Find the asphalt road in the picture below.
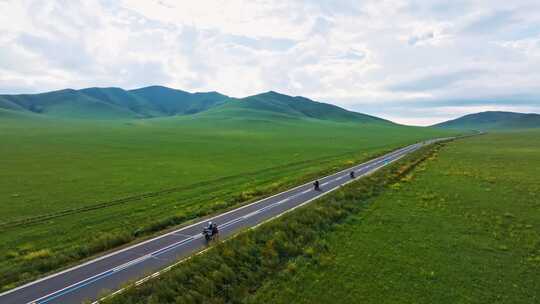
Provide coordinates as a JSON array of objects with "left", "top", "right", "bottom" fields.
[{"left": 0, "top": 138, "right": 450, "bottom": 304}]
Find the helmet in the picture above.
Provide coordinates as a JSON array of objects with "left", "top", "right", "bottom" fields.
[{"left": 208, "top": 221, "right": 213, "bottom": 226}]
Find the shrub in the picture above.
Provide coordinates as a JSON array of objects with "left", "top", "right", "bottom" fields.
[{"left": 22, "top": 249, "right": 52, "bottom": 261}]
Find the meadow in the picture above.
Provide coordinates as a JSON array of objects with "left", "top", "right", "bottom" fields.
[
  {"left": 0, "top": 112, "right": 450, "bottom": 290},
  {"left": 248, "top": 131, "right": 540, "bottom": 304},
  {"left": 103, "top": 133, "right": 440, "bottom": 304}
]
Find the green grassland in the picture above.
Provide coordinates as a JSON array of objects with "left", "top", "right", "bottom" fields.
[
  {"left": 248, "top": 131, "right": 540, "bottom": 304},
  {"left": 0, "top": 110, "right": 452, "bottom": 290},
  {"left": 103, "top": 135, "right": 439, "bottom": 304}
]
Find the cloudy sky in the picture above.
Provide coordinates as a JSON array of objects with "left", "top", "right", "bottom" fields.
[{"left": 1, "top": 0, "right": 540, "bottom": 125}]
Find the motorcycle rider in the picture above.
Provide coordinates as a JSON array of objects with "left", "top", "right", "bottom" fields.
[
  {"left": 314, "top": 180, "right": 320, "bottom": 191},
  {"left": 211, "top": 222, "right": 219, "bottom": 236},
  {"left": 350, "top": 171, "right": 355, "bottom": 179},
  {"left": 204, "top": 221, "right": 218, "bottom": 241}
]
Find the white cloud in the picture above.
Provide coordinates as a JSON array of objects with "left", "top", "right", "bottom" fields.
[{"left": 0, "top": 0, "right": 539, "bottom": 125}]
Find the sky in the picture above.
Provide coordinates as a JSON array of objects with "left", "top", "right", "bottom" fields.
[{"left": 1, "top": 0, "right": 540, "bottom": 125}]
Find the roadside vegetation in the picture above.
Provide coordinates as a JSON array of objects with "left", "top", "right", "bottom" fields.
[
  {"left": 102, "top": 136, "right": 443, "bottom": 304},
  {"left": 248, "top": 130, "right": 540, "bottom": 304},
  {"left": 0, "top": 114, "right": 452, "bottom": 291}
]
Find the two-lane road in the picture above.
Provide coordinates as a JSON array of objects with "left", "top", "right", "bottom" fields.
[{"left": 0, "top": 138, "right": 450, "bottom": 304}]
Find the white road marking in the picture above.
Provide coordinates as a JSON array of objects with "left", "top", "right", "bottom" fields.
[{"left": 171, "top": 233, "right": 193, "bottom": 238}]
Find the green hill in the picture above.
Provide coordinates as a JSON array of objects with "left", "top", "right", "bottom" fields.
[
  {"left": 128, "top": 86, "right": 228, "bottom": 115},
  {"left": 0, "top": 108, "right": 44, "bottom": 120},
  {"left": 79, "top": 87, "right": 161, "bottom": 117},
  {"left": 0, "top": 89, "right": 137, "bottom": 119},
  {"left": 0, "top": 86, "right": 229, "bottom": 119},
  {"left": 0, "top": 87, "right": 392, "bottom": 124},
  {"left": 434, "top": 111, "right": 540, "bottom": 130},
  {"left": 198, "top": 91, "right": 392, "bottom": 124},
  {"left": 0, "top": 96, "right": 26, "bottom": 111}
]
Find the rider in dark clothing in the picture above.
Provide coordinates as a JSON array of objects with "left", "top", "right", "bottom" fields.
[
  {"left": 204, "top": 222, "right": 219, "bottom": 241},
  {"left": 211, "top": 223, "right": 219, "bottom": 235},
  {"left": 314, "top": 180, "right": 320, "bottom": 191},
  {"left": 350, "top": 171, "right": 355, "bottom": 179}
]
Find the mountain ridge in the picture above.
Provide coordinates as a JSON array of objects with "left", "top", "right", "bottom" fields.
[
  {"left": 202, "top": 90, "right": 392, "bottom": 124},
  {"left": 0, "top": 86, "right": 229, "bottom": 119},
  {"left": 433, "top": 111, "right": 540, "bottom": 130},
  {"left": 0, "top": 86, "right": 390, "bottom": 124}
]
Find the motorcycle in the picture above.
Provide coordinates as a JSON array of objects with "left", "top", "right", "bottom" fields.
[
  {"left": 313, "top": 180, "right": 321, "bottom": 191},
  {"left": 203, "top": 225, "right": 219, "bottom": 242}
]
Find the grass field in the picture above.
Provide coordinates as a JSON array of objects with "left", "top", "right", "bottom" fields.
[
  {"left": 102, "top": 135, "right": 439, "bottom": 304},
  {"left": 0, "top": 113, "right": 451, "bottom": 290},
  {"left": 247, "top": 131, "right": 540, "bottom": 303}
]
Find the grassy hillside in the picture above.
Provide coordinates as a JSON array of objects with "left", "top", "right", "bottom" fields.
[
  {"left": 0, "top": 87, "right": 393, "bottom": 124},
  {"left": 0, "top": 108, "right": 42, "bottom": 120},
  {"left": 78, "top": 87, "right": 161, "bottom": 117},
  {"left": 202, "top": 91, "right": 390, "bottom": 123},
  {"left": 0, "top": 89, "right": 138, "bottom": 119},
  {"left": 0, "top": 86, "right": 229, "bottom": 119},
  {"left": 0, "top": 113, "right": 453, "bottom": 290},
  {"left": 129, "top": 86, "right": 228, "bottom": 115},
  {"left": 435, "top": 111, "right": 540, "bottom": 130},
  {"left": 248, "top": 131, "right": 540, "bottom": 304},
  {"left": 0, "top": 97, "right": 26, "bottom": 111}
]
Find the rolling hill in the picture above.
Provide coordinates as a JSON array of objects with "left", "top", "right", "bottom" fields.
[
  {"left": 0, "top": 87, "right": 392, "bottom": 124},
  {"left": 129, "top": 86, "right": 228, "bottom": 116},
  {"left": 196, "top": 91, "right": 392, "bottom": 124},
  {"left": 0, "top": 86, "right": 229, "bottom": 119},
  {"left": 434, "top": 111, "right": 540, "bottom": 130}
]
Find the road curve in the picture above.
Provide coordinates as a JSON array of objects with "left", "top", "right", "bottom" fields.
[{"left": 0, "top": 138, "right": 450, "bottom": 304}]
